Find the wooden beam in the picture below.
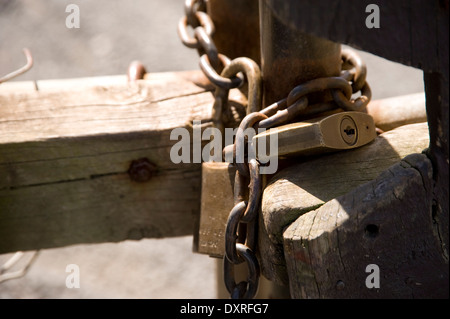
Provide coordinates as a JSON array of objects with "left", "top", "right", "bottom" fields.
[
  {"left": 0, "top": 71, "right": 220, "bottom": 253},
  {"left": 365, "top": 92, "right": 426, "bottom": 132},
  {"left": 259, "top": 122, "right": 430, "bottom": 284},
  {"left": 264, "top": 0, "right": 447, "bottom": 72}
]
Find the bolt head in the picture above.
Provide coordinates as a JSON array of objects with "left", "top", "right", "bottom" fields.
[{"left": 128, "top": 158, "right": 156, "bottom": 183}]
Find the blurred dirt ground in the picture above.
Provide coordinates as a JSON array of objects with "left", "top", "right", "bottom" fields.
[{"left": 0, "top": 0, "right": 424, "bottom": 299}]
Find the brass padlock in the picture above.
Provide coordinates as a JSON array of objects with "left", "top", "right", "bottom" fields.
[
  {"left": 253, "top": 111, "right": 377, "bottom": 161},
  {"left": 196, "top": 162, "right": 236, "bottom": 258}
]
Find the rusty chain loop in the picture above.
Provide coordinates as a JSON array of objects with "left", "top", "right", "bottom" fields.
[
  {"left": 212, "top": 55, "right": 371, "bottom": 133},
  {"left": 178, "top": 0, "right": 248, "bottom": 136},
  {"left": 194, "top": 27, "right": 220, "bottom": 71},
  {"left": 184, "top": 0, "right": 207, "bottom": 28},
  {"left": 225, "top": 201, "right": 247, "bottom": 264},
  {"left": 224, "top": 243, "right": 260, "bottom": 299},
  {"left": 199, "top": 54, "right": 244, "bottom": 89},
  {"left": 216, "top": 57, "right": 262, "bottom": 115},
  {"left": 257, "top": 73, "right": 371, "bottom": 129},
  {"left": 341, "top": 48, "right": 367, "bottom": 92},
  {"left": 223, "top": 158, "right": 261, "bottom": 299},
  {"left": 178, "top": 11, "right": 215, "bottom": 49},
  {"left": 210, "top": 57, "right": 263, "bottom": 141},
  {"left": 242, "top": 159, "right": 262, "bottom": 223},
  {"left": 234, "top": 112, "right": 267, "bottom": 177},
  {"left": 178, "top": 0, "right": 372, "bottom": 299},
  {"left": 178, "top": 0, "right": 243, "bottom": 91}
]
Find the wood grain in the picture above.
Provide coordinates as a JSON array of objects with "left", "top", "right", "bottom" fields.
[
  {"left": 284, "top": 154, "right": 448, "bottom": 298},
  {"left": 0, "top": 71, "right": 216, "bottom": 253},
  {"left": 259, "top": 122, "right": 430, "bottom": 284}
]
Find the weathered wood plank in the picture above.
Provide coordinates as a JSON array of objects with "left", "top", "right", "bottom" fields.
[
  {"left": 0, "top": 70, "right": 218, "bottom": 253},
  {"left": 0, "top": 72, "right": 210, "bottom": 145},
  {"left": 283, "top": 153, "right": 448, "bottom": 298},
  {"left": 259, "top": 122, "right": 430, "bottom": 284},
  {"left": 0, "top": 89, "right": 210, "bottom": 189},
  {"left": 1, "top": 170, "right": 201, "bottom": 251},
  {"left": 0, "top": 80, "right": 37, "bottom": 93},
  {"left": 265, "top": 0, "right": 447, "bottom": 72}
]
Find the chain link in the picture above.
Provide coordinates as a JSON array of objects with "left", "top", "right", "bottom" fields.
[
  {"left": 199, "top": 54, "right": 243, "bottom": 89},
  {"left": 178, "top": 11, "right": 214, "bottom": 49},
  {"left": 184, "top": 0, "right": 207, "bottom": 28},
  {"left": 178, "top": 0, "right": 262, "bottom": 282},
  {"left": 178, "top": 0, "right": 372, "bottom": 299},
  {"left": 223, "top": 243, "right": 260, "bottom": 299},
  {"left": 234, "top": 112, "right": 267, "bottom": 177}
]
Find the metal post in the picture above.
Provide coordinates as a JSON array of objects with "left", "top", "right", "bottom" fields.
[
  {"left": 259, "top": 0, "right": 342, "bottom": 105},
  {"left": 207, "top": 0, "right": 261, "bottom": 65}
]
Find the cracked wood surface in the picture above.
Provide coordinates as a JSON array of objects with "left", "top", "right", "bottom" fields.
[
  {"left": 259, "top": 122, "right": 430, "bottom": 284},
  {"left": 0, "top": 71, "right": 220, "bottom": 253},
  {"left": 284, "top": 153, "right": 448, "bottom": 298}
]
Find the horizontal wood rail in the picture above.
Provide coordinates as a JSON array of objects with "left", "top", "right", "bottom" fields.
[{"left": 0, "top": 71, "right": 222, "bottom": 253}]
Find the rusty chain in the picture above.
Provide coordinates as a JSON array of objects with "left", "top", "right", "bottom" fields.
[
  {"left": 178, "top": 0, "right": 243, "bottom": 87},
  {"left": 178, "top": 0, "right": 372, "bottom": 299},
  {"left": 177, "top": 0, "right": 249, "bottom": 133},
  {"left": 223, "top": 159, "right": 261, "bottom": 299}
]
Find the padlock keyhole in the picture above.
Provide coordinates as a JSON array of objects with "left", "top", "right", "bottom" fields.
[
  {"left": 340, "top": 117, "right": 358, "bottom": 145},
  {"left": 344, "top": 126, "right": 355, "bottom": 136}
]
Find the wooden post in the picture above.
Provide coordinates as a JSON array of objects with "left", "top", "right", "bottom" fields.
[
  {"left": 259, "top": 122, "right": 430, "bottom": 285},
  {"left": 283, "top": 153, "right": 448, "bottom": 298}
]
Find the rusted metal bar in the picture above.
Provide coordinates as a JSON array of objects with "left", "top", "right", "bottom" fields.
[{"left": 258, "top": 0, "right": 341, "bottom": 105}]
